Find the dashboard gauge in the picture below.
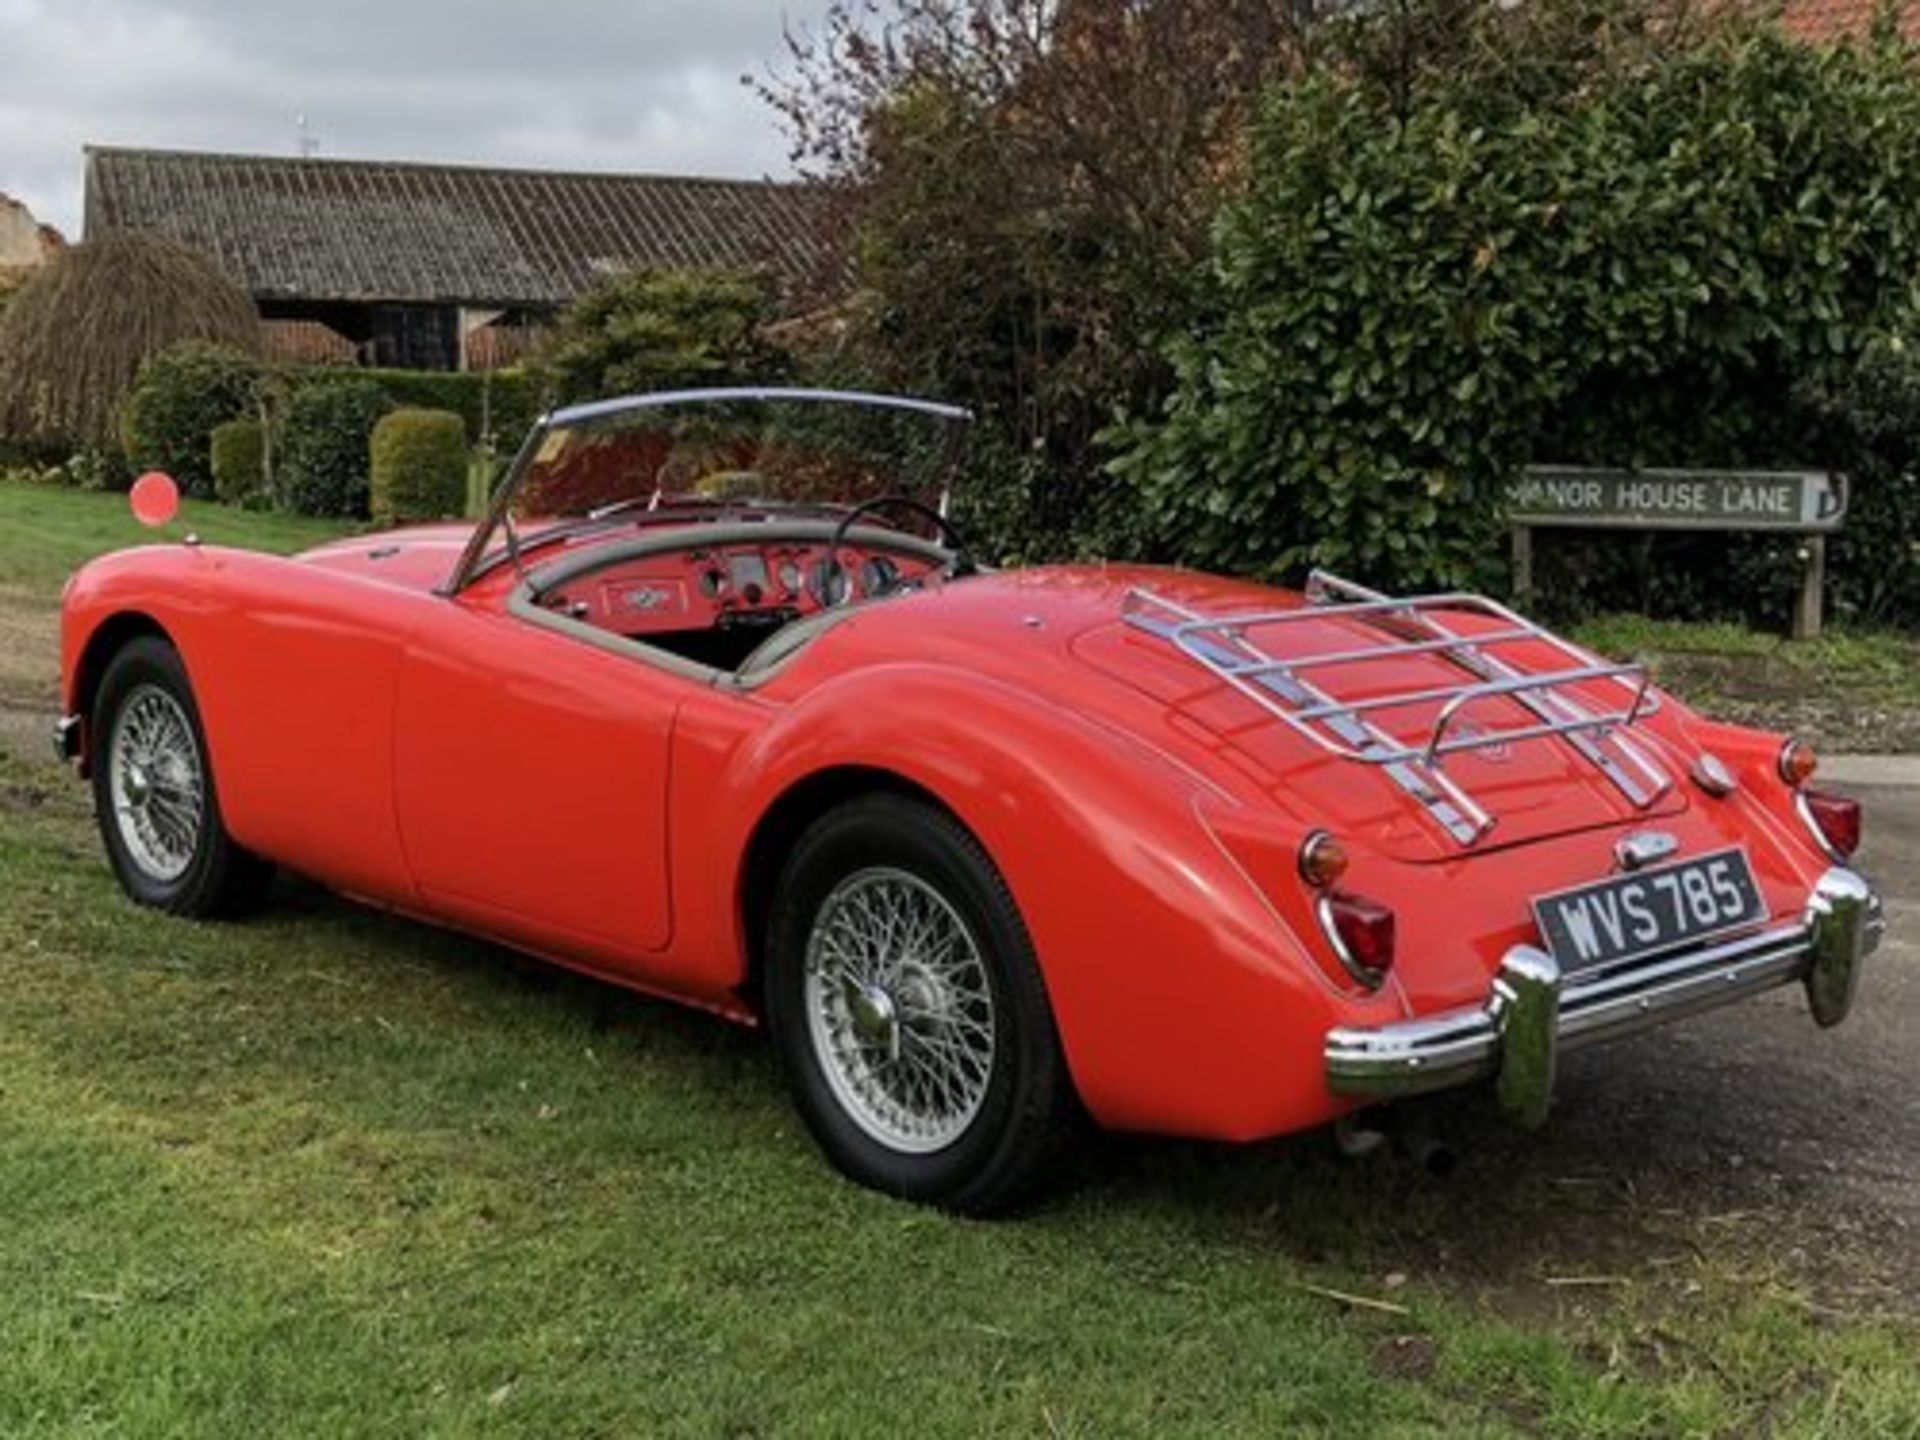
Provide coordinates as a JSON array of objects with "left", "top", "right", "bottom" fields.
[
  {"left": 860, "top": 555, "right": 901, "bottom": 597},
  {"left": 778, "top": 558, "right": 803, "bottom": 595},
  {"left": 728, "top": 552, "right": 770, "bottom": 593},
  {"left": 810, "top": 557, "right": 850, "bottom": 607}
]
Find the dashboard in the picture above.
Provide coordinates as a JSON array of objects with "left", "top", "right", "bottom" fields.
[{"left": 535, "top": 541, "right": 941, "bottom": 639}]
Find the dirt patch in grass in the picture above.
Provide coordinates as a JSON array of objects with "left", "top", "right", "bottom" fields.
[
  {"left": 0, "top": 584, "right": 57, "bottom": 712},
  {"left": 1372, "top": 1332, "right": 1440, "bottom": 1383}
]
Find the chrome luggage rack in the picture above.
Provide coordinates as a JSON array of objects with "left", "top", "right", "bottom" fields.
[{"left": 1123, "top": 570, "right": 1673, "bottom": 846}]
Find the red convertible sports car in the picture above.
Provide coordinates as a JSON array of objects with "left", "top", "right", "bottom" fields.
[{"left": 57, "top": 388, "right": 1886, "bottom": 1212}]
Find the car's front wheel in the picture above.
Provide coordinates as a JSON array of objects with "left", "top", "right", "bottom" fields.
[
  {"left": 90, "top": 635, "right": 273, "bottom": 917},
  {"left": 765, "top": 793, "right": 1076, "bottom": 1214}
]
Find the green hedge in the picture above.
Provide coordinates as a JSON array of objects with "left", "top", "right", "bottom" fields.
[
  {"left": 1114, "top": 20, "right": 1920, "bottom": 604},
  {"left": 346, "top": 368, "right": 543, "bottom": 449},
  {"left": 119, "top": 343, "right": 264, "bottom": 498},
  {"left": 277, "top": 378, "right": 394, "bottom": 519},
  {"left": 370, "top": 408, "right": 469, "bottom": 525},
  {"left": 210, "top": 419, "right": 266, "bottom": 506}
]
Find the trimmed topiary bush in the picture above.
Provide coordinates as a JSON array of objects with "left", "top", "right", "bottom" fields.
[
  {"left": 121, "top": 342, "right": 265, "bottom": 497},
  {"left": 210, "top": 418, "right": 267, "bottom": 507},
  {"left": 277, "top": 377, "right": 393, "bottom": 518},
  {"left": 370, "top": 408, "right": 469, "bottom": 525}
]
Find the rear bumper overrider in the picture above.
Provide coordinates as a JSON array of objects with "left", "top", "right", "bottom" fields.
[
  {"left": 53, "top": 713, "right": 82, "bottom": 765},
  {"left": 1324, "top": 868, "right": 1885, "bottom": 1127}
]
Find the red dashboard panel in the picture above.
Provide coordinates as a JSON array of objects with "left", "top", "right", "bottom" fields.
[{"left": 543, "top": 542, "right": 936, "bottom": 636}]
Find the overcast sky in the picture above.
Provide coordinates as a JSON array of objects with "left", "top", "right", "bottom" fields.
[{"left": 0, "top": 0, "right": 836, "bottom": 239}]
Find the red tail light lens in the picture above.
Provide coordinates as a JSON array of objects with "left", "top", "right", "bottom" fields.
[
  {"left": 1800, "top": 788, "right": 1861, "bottom": 859},
  {"left": 1320, "top": 891, "right": 1396, "bottom": 988}
]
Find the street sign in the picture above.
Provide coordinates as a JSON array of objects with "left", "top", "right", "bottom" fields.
[
  {"left": 1510, "top": 467, "right": 1847, "bottom": 532},
  {"left": 1508, "top": 466, "right": 1849, "bottom": 638}
]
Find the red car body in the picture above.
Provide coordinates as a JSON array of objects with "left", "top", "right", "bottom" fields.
[{"left": 54, "top": 390, "right": 1885, "bottom": 1205}]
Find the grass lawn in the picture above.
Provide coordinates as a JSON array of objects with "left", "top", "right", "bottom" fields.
[
  {"left": 0, "top": 476, "right": 352, "bottom": 597},
  {"left": 5, "top": 753, "right": 1917, "bottom": 1437},
  {"left": 0, "top": 478, "right": 1916, "bottom": 1435},
  {"left": 1569, "top": 615, "right": 1920, "bottom": 754}
]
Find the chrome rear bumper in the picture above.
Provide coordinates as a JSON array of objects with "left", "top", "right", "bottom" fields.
[{"left": 1325, "top": 868, "right": 1884, "bottom": 1127}]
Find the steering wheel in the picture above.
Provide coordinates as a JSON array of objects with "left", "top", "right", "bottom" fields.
[{"left": 826, "top": 495, "right": 977, "bottom": 604}]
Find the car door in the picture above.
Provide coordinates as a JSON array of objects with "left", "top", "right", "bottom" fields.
[{"left": 392, "top": 591, "right": 680, "bottom": 960}]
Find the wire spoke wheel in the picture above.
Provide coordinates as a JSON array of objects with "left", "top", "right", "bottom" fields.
[
  {"left": 107, "top": 683, "right": 204, "bottom": 882},
  {"left": 803, "top": 866, "right": 997, "bottom": 1154}
]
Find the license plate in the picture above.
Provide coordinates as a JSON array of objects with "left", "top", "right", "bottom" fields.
[{"left": 1530, "top": 847, "right": 1765, "bottom": 972}]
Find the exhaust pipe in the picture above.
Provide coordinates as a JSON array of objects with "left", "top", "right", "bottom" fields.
[
  {"left": 1400, "top": 1127, "right": 1459, "bottom": 1178},
  {"left": 1333, "top": 1108, "right": 1459, "bottom": 1176}
]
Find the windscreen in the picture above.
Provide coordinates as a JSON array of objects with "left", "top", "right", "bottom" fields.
[
  {"left": 446, "top": 391, "right": 972, "bottom": 589},
  {"left": 509, "top": 392, "right": 965, "bottom": 523}
]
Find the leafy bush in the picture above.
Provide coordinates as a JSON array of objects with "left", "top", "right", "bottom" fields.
[
  {"left": 537, "top": 268, "right": 790, "bottom": 406},
  {"left": 351, "top": 367, "right": 544, "bottom": 450},
  {"left": 119, "top": 342, "right": 264, "bottom": 498},
  {"left": 62, "top": 449, "right": 129, "bottom": 492},
  {"left": 369, "top": 408, "right": 469, "bottom": 525},
  {"left": 277, "top": 378, "right": 392, "bottom": 518},
  {"left": 763, "top": 2, "right": 1300, "bottom": 562},
  {"left": 1801, "top": 339, "right": 1920, "bottom": 626},
  {"left": 210, "top": 418, "right": 267, "bottom": 507},
  {"left": 1113, "top": 15, "right": 1920, "bottom": 593}
]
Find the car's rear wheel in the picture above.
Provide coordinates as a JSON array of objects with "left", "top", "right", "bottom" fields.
[
  {"left": 90, "top": 636, "right": 273, "bottom": 916},
  {"left": 765, "top": 793, "right": 1076, "bottom": 1213}
]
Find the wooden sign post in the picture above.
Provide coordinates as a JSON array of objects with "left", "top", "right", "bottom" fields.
[{"left": 1509, "top": 467, "right": 1849, "bottom": 639}]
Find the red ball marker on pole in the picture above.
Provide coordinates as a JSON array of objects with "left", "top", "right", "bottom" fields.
[{"left": 129, "top": 472, "right": 181, "bottom": 529}]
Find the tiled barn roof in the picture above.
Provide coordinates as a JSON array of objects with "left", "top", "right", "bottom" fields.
[{"left": 83, "top": 146, "right": 827, "bottom": 309}]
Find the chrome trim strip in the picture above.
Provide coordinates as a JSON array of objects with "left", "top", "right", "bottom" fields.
[
  {"left": 1794, "top": 789, "right": 1850, "bottom": 864},
  {"left": 1325, "top": 869, "right": 1881, "bottom": 1118},
  {"left": 1314, "top": 894, "right": 1387, "bottom": 991},
  {"left": 548, "top": 386, "right": 974, "bottom": 430}
]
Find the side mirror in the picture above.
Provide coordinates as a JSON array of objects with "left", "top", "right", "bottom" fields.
[{"left": 130, "top": 472, "right": 181, "bottom": 529}]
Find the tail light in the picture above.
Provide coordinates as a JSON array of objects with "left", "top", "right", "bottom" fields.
[
  {"left": 1318, "top": 891, "right": 1396, "bottom": 989},
  {"left": 1798, "top": 788, "right": 1861, "bottom": 860},
  {"left": 1778, "top": 738, "right": 1819, "bottom": 787},
  {"left": 1297, "top": 830, "right": 1350, "bottom": 888}
]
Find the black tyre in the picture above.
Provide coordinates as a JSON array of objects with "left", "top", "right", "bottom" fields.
[
  {"left": 764, "top": 792, "right": 1077, "bottom": 1213},
  {"left": 89, "top": 636, "right": 273, "bottom": 917}
]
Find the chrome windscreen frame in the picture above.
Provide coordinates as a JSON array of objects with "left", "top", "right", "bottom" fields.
[{"left": 439, "top": 387, "right": 975, "bottom": 597}]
